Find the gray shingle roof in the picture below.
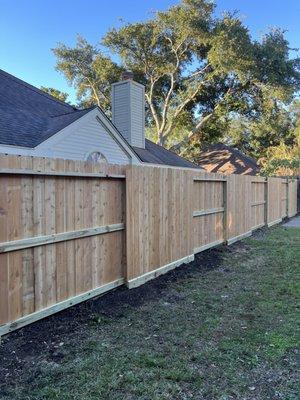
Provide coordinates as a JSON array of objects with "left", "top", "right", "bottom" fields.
[
  {"left": 0, "top": 68, "right": 92, "bottom": 147},
  {"left": 133, "top": 139, "right": 200, "bottom": 169}
]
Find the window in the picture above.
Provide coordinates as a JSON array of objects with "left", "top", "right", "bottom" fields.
[{"left": 86, "top": 151, "right": 108, "bottom": 164}]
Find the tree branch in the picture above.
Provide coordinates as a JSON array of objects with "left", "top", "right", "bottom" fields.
[
  {"left": 145, "top": 77, "right": 161, "bottom": 134},
  {"left": 168, "top": 86, "right": 235, "bottom": 152},
  {"left": 162, "top": 80, "right": 208, "bottom": 140}
]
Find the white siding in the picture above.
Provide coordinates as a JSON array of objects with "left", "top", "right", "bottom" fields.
[
  {"left": 112, "top": 80, "right": 145, "bottom": 148},
  {"left": 0, "top": 145, "right": 33, "bottom": 156},
  {"left": 0, "top": 108, "right": 141, "bottom": 165},
  {"left": 49, "top": 120, "right": 130, "bottom": 164},
  {"left": 36, "top": 111, "right": 131, "bottom": 164},
  {"left": 130, "top": 82, "right": 145, "bottom": 148},
  {"left": 112, "top": 82, "right": 130, "bottom": 143}
]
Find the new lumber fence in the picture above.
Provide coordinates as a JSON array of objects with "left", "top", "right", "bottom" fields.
[{"left": 0, "top": 154, "right": 298, "bottom": 337}]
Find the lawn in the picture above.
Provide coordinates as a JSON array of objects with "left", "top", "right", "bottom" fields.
[{"left": 0, "top": 226, "right": 299, "bottom": 400}]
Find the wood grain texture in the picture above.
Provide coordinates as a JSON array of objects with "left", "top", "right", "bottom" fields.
[
  {"left": 126, "top": 165, "right": 193, "bottom": 282},
  {"left": 287, "top": 179, "right": 298, "bottom": 217},
  {"left": 267, "top": 177, "right": 282, "bottom": 225},
  {"left": 251, "top": 177, "right": 267, "bottom": 230},
  {"left": 227, "top": 174, "right": 252, "bottom": 242},
  {"left": 193, "top": 171, "right": 226, "bottom": 252},
  {"left": 0, "top": 153, "right": 297, "bottom": 335},
  {"left": 0, "top": 154, "right": 126, "bottom": 328}
]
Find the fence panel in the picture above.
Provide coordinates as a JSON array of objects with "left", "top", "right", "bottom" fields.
[
  {"left": 126, "top": 165, "right": 194, "bottom": 288},
  {"left": 251, "top": 177, "right": 267, "bottom": 230},
  {"left": 227, "top": 174, "right": 252, "bottom": 244},
  {"left": 288, "top": 179, "right": 298, "bottom": 217},
  {"left": 267, "top": 177, "right": 283, "bottom": 226},
  {"left": 193, "top": 172, "right": 226, "bottom": 252},
  {"left": 281, "top": 180, "right": 289, "bottom": 219},
  {"left": 0, "top": 154, "right": 126, "bottom": 334}
]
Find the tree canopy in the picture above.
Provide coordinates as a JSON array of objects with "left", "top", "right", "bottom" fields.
[
  {"left": 53, "top": 37, "right": 123, "bottom": 112},
  {"left": 259, "top": 99, "right": 300, "bottom": 176},
  {"left": 40, "top": 86, "right": 69, "bottom": 102},
  {"left": 52, "top": 0, "right": 300, "bottom": 159}
]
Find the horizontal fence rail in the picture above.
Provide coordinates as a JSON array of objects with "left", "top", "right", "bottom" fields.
[
  {"left": 0, "top": 153, "right": 298, "bottom": 338},
  {"left": 0, "top": 223, "right": 125, "bottom": 253},
  {"left": 193, "top": 207, "right": 225, "bottom": 217}
]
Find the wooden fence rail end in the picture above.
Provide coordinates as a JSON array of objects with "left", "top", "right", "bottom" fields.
[
  {"left": 193, "top": 207, "right": 224, "bottom": 217},
  {"left": 194, "top": 239, "right": 225, "bottom": 254},
  {"left": 251, "top": 201, "right": 266, "bottom": 207},
  {"left": 227, "top": 231, "right": 252, "bottom": 245},
  {"left": 267, "top": 218, "right": 282, "bottom": 228},
  {"left": 126, "top": 254, "right": 194, "bottom": 289},
  {"left": 251, "top": 223, "right": 266, "bottom": 231},
  {"left": 193, "top": 177, "right": 227, "bottom": 182}
]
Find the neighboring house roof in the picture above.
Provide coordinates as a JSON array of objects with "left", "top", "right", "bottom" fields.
[
  {"left": 0, "top": 68, "right": 200, "bottom": 169},
  {"left": 133, "top": 139, "right": 199, "bottom": 169},
  {"left": 196, "top": 143, "right": 260, "bottom": 175}
]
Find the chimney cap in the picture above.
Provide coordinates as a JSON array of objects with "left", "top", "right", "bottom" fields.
[{"left": 121, "top": 70, "right": 134, "bottom": 81}]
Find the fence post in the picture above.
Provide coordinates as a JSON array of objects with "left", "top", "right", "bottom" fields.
[
  {"left": 223, "top": 177, "right": 228, "bottom": 243},
  {"left": 298, "top": 177, "right": 300, "bottom": 213},
  {"left": 264, "top": 177, "right": 268, "bottom": 226},
  {"left": 286, "top": 178, "right": 289, "bottom": 218}
]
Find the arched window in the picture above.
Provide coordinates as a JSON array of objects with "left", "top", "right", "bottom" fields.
[{"left": 86, "top": 151, "right": 108, "bottom": 164}]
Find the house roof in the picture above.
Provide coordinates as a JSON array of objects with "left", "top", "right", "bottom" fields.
[
  {"left": 0, "top": 68, "right": 200, "bottom": 169},
  {"left": 0, "top": 68, "right": 94, "bottom": 147},
  {"left": 195, "top": 143, "right": 260, "bottom": 175},
  {"left": 133, "top": 139, "right": 199, "bottom": 169}
]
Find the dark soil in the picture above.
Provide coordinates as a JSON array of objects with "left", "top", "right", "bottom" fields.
[
  {"left": 1, "top": 226, "right": 299, "bottom": 400},
  {"left": 0, "top": 245, "right": 225, "bottom": 390}
]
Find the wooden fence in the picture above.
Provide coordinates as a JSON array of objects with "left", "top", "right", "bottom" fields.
[{"left": 0, "top": 154, "right": 298, "bottom": 337}]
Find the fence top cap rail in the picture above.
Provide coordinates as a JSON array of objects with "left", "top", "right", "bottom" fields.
[
  {"left": 251, "top": 177, "right": 268, "bottom": 182},
  {"left": 0, "top": 168, "right": 125, "bottom": 179},
  {"left": 135, "top": 162, "right": 203, "bottom": 173},
  {"left": 193, "top": 177, "right": 227, "bottom": 182},
  {"left": 0, "top": 152, "right": 126, "bottom": 166}
]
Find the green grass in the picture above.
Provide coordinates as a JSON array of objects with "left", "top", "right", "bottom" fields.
[{"left": 2, "top": 226, "right": 300, "bottom": 400}]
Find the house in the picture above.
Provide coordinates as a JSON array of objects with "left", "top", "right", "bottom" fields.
[
  {"left": 0, "top": 68, "right": 199, "bottom": 169},
  {"left": 195, "top": 143, "right": 260, "bottom": 175}
]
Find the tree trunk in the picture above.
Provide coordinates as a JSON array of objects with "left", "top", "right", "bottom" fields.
[{"left": 156, "top": 132, "right": 164, "bottom": 146}]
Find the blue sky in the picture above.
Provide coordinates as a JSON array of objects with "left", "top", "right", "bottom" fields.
[{"left": 1, "top": 0, "right": 299, "bottom": 103}]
